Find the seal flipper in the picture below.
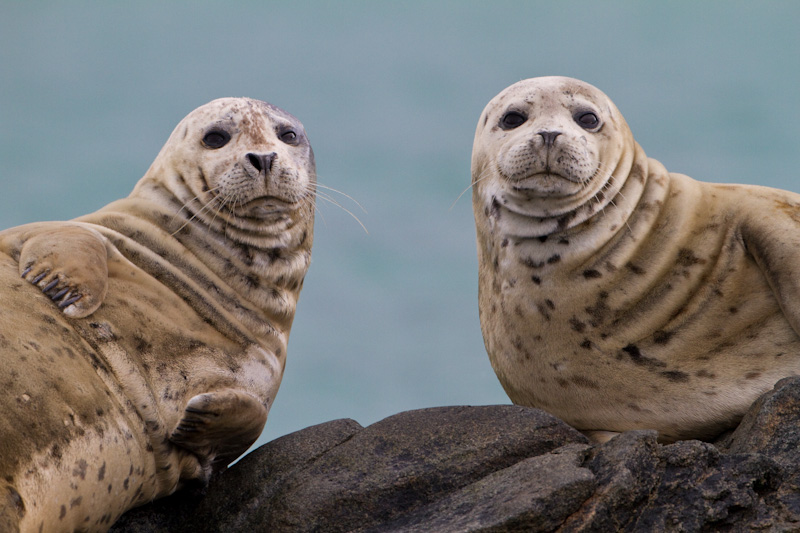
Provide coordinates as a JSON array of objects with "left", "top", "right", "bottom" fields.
[
  {"left": 170, "top": 389, "right": 268, "bottom": 473},
  {"left": 13, "top": 224, "right": 110, "bottom": 318}
]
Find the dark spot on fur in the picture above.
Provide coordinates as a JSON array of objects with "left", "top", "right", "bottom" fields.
[
  {"left": 696, "top": 369, "right": 716, "bottom": 378},
  {"left": 572, "top": 375, "right": 599, "bottom": 388},
  {"left": 580, "top": 339, "right": 592, "bottom": 350},
  {"left": 537, "top": 235, "right": 548, "bottom": 243},
  {"left": 522, "top": 257, "right": 545, "bottom": 269},
  {"left": 267, "top": 248, "right": 282, "bottom": 262},
  {"left": 531, "top": 276, "right": 541, "bottom": 285},
  {"left": 729, "top": 307, "right": 738, "bottom": 314},
  {"left": 123, "top": 478, "right": 130, "bottom": 490},
  {"left": 582, "top": 269, "right": 602, "bottom": 279},
  {"left": 72, "top": 460, "right": 87, "bottom": 480},
  {"left": 556, "top": 377, "right": 569, "bottom": 388},
  {"left": 536, "top": 302, "right": 552, "bottom": 321},
  {"left": 557, "top": 211, "right": 578, "bottom": 230},
  {"left": 98, "top": 463, "right": 106, "bottom": 481},
  {"left": 677, "top": 248, "right": 706, "bottom": 267},
  {"left": 622, "top": 344, "right": 667, "bottom": 368},
  {"left": 70, "top": 496, "right": 82, "bottom": 509},
  {"left": 547, "top": 254, "right": 561, "bottom": 264},
  {"left": 625, "top": 262, "right": 645, "bottom": 275},
  {"left": 585, "top": 294, "right": 610, "bottom": 327},
  {"left": 569, "top": 317, "right": 586, "bottom": 333},
  {"left": 501, "top": 238, "right": 509, "bottom": 248},
  {"left": 558, "top": 237, "right": 570, "bottom": 245},
  {"left": 661, "top": 370, "right": 689, "bottom": 382},
  {"left": 60, "top": 505, "right": 67, "bottom": 519},
  {"left": 544, "top": 299, "right": 555, "bottom": 310},
  {"left": 745, "top": 371, "right": 762, "bottom": 380},
  {"left": 653, "top": 330, "right": 673, "bottom": 345}
]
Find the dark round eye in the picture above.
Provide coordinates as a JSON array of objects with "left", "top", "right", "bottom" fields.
[
  {"left": 280, "top": 130, "right": 298, "bottom": 144},
  {"left": 575, "top": 112, "right": 599, "bottom": 129},
  {"left": 202, "top": 130, "right": 231, "bottom": 149},
  {"left": 500, "top": 111, "right": 527, "bottom": 130}
]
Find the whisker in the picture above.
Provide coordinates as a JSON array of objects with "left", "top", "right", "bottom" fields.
[
  {"left": 315, "top": 182, "right": 368, "bottom": 214},
  {"left": 450, "top": 170, "right": 495, "bottom": 211},
  {"left": 170, "top": 191, "right": 227, "bottom": 237},
  {"left": 303, "top": 183, "right": 368, "bottom": 234}
]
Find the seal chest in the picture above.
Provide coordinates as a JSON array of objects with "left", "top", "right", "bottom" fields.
[
  {"left": 472, "top": 76, "right": 800, "bottom": 443},
  {"left": 0, "top": 97, "right": 315, "bottom": 532}
]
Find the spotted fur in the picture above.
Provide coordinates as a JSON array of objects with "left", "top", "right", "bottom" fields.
[
  {"left": 0, "top": 98, "right": 315, "bottom": 532},
  {"left": 472, "top": 76, "right": 800, "bottom": 443}
]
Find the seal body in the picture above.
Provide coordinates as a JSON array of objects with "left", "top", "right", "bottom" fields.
[
  {"left": 472, "top": 76, "right": 800, "bottom": 443},
  {"left": 0, "top": 98, "right": 315, "bottom": 532}
]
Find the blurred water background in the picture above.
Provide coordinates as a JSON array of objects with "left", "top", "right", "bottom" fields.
[{"left": 1, "top": 2, "right": 799, "bottom": 452}]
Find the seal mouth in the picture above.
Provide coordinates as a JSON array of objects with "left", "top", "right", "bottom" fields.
[
  {"left": 507, "top": 172, "right": 585, "bottom": 198},
  {"left": 238, "top": 196, "right": 295, "bottom": 218}
]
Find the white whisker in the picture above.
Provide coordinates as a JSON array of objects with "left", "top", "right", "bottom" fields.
[
  {"left": 450, "top": 170, "right": 495, "bottom": 211},
  {"left": 314, "top": 183, "right": 368, "bottom": 214},
  {"left": 304, "top": 182, "right": 368, "bottom": 234}
]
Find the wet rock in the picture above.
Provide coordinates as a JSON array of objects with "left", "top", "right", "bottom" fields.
[{"left": 111, "top": 378, "right": 800, "bottom": 532}]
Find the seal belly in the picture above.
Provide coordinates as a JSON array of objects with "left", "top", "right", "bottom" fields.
[{"left": 0, "top": 252, "right": 155, "bottom": 532}]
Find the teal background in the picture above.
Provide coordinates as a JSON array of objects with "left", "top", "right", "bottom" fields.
[{"left": 2, "top": 2, "right": 799, "bottom": 452}]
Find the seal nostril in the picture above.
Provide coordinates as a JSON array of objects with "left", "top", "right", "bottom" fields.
[
  {"left": 248, "top": 153, "right": 262, "bottom": 172},
  {"left": 539, "top": 131, "right": 561, "bottom": 147},
  {"left": 247, "top": 153, "right": 277, "bottom": 173}
]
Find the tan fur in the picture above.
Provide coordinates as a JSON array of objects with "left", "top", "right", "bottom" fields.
[
  {"left": 472, "top": 76, "right": 800, "bottom": 443},
  {"left": 0, "top": 98, "right": 315, "bottom": 532}
]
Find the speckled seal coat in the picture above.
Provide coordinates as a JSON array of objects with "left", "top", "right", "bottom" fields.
[
  {"left": 0, "top": 98, "right": 315, "bottom": 532},
  {"left": 472, "top": 76, "right": 800, "bottom": 444}
]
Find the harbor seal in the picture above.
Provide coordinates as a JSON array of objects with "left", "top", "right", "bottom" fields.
[
  {"left": 472, "top": 76, "right": 800, "bottom": 443},
  {"left": 0, "top": 97, "right": 315, "bottom": 532}
]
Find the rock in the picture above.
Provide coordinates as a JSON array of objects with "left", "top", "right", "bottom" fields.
[{"left": 111, "top": 378, "right": 800, "bottom": 532}]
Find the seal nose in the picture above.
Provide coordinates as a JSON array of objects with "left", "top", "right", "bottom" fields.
[
  {"left": 247, "top": 152, "right": 276, "bottom": 173},
  {"left": 538, "top": 131, "right": 561, "bottom": 147}
]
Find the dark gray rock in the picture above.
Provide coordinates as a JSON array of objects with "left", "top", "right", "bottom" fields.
[{"left": 111, "top": 378, "right": 800, "bottom": 532}]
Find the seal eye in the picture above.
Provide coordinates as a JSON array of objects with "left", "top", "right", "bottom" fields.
[
  {"left": 202, "top": 130, "right": 231, "bottom": 149},
  {"left": 575, "top": 112, "right": 600, "bottom": 129},
  {"left": 500, "top": 111, "right": 527, "bottom": 130},
  {"left": 280, "top": 130, "right": 298, "bottom": 144}
]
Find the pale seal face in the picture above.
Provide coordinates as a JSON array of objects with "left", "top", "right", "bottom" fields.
[
  {"left": 138, "top": 97, "right": 316, "bottom": 244},
  {"left": 473, "top": 76, "right": 634, "bottom": 236},
  {"left": 472, "top": 76, "right": 800, "bottom": 444}
]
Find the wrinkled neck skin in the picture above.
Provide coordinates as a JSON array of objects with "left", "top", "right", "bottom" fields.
[
  {"left": 473, "top": 140, "right": 651, "bottom": 265},
  {"left": 77, "top": 165, "right": 315, "bottom": 347}
]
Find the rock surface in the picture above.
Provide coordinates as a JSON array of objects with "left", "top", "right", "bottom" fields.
[{"left": 111, "top": 378, "right": 800, "bottom": 532}]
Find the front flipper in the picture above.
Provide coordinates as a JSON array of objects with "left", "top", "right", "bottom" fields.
[
  {"left": 171, "top": 389, "right": 269, "bottom": 474},
  {"left": 12, "top": 224, "right": 110, "bottom": 318}
]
